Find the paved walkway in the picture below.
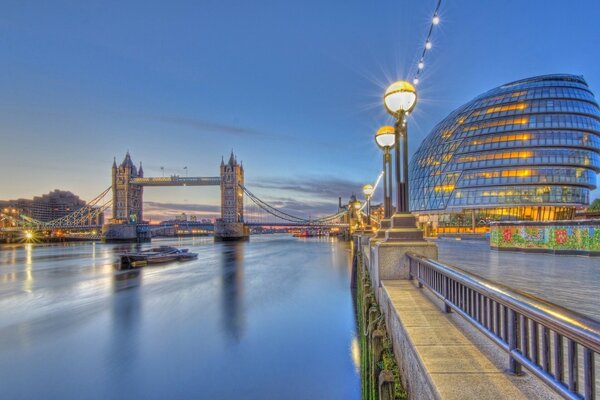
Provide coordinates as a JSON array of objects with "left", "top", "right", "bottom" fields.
[
  {"left": 381, "top": 280, "right": 559, "bottom": 399},
  {"left": 436, "top": 239, "right": 600, "bottom": 319}
]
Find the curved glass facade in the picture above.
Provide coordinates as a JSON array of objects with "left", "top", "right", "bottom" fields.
[{"left": 410, "top": 74, "right": 600, "bottom": 228}]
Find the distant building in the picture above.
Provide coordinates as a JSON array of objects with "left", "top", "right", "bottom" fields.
[
  {"left": 410, "top": 74, "right": 600, "bottom": 235},
  {"left": 112, "top": 152, "right": 144, "bottom": 223},
  {"left": 0, "top": 190, "right": 102, "bottom": 224}
]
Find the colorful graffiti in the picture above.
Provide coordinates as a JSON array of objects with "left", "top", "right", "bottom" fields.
[{"left": 490, "top": 222, "right": 600, "bottom": 253}]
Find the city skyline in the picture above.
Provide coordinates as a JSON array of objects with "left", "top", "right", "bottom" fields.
[{"left": 2, "top": 0, "right": 600, "bottom": 220}]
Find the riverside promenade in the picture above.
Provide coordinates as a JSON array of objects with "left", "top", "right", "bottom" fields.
[{"left": 356, "top": 234, "right": 599, "bottom": 400}]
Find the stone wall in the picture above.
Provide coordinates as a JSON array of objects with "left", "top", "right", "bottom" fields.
[{"left": 355, "top": 248, "right": 407, "bottom": 400}]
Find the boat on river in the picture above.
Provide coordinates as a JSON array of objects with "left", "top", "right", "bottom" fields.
[{"left": 120, "top": 246, "right": 198, "bottom": 268}]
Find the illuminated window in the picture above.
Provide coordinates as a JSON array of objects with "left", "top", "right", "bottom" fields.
[{"left": 462, "top": 117, "right": 529, "bottom": 132}]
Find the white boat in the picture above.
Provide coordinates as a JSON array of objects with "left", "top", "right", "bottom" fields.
[{"left": 120, "top": 246, "right": 197, "bottom": 267}]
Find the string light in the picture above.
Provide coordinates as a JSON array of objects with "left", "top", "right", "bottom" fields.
[{"left": 411, "top": 0, "right": 443, "bottom": 86}]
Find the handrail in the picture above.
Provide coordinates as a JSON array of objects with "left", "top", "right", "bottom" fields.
[{"left": 406, "top": 252, "right": 599, "bottom": 400}]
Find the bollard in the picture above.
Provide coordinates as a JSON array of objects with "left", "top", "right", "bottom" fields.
[
  {"left": 363, "top": 293, "right": 374, "bottom": 327},
  {"left": 367, "top": 306, "right": 379, "bottom": 334},
  {"left": 371, "top": 329, "right": 386, "bottom": 397},
  {"left": 351, "top": 251, "right": 358, "bottom": 289},
  {"left": 378, "top": 370, "right": 395, "bottom": 400}
]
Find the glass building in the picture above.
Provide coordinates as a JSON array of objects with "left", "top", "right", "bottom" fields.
[{"left": 409, "top": 74, "right": 600, "bottom": 235}]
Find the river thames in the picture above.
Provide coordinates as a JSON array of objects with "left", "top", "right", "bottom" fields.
[{"left": 0, "top": 235, "right": 361, "bottom": 400}]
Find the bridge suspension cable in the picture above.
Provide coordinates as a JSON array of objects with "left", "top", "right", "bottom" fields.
[
  {"left": 240, "top": 185, "right": 348, "bottom": 225},
  {"left": 2, "top": 186, "right": 112, "bottom": 230},
  {"left": 43, "top": 186, "right": 112, "bottom": 228}
]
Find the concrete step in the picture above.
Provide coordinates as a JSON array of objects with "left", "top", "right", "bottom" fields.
[
  {"left": 391, "top": 213, "right": 417, "bottom": 228},
  {"left": 385, "top": 228, "right": 425, "bottom": 241}
]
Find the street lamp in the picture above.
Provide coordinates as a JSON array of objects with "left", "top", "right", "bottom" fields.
[
  {"left": 362, "top": 184, "right": 374, "bottom": 226},
  {"left": 384, "top": 80, "right": 417, "bottom": 213},
  {"left": 375, "top": 125, "right": 396, "bottom": 218}
]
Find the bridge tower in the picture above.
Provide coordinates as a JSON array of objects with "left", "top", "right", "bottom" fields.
[
  {"left": 215, "top": 152, "right": 249, "bottom": 241},
  {"left": 112, "top": 152, "right": 143, "bottom": 224},
  {"left": 220, "top": 152, "right": 244, "bottom": 223}
]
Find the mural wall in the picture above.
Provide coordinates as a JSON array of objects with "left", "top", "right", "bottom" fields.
[{"left": 490, "top": 221, "right": 600, "bottom": 255}]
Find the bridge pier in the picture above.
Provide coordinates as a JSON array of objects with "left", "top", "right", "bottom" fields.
[
  {"left": 214, "top": 221, "right": 249, "bottom": 242},
  {"left": 102, "top": 223, "right": 150, "bottom": 242}
]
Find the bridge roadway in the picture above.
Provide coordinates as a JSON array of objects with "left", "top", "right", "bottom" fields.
[
  {"left": 0, "top": 224, "right": 103, "bottom": 232},
  {"left": 1, "top": 221, "right": 347, "bottom": 235},
  {"left": 435, "top": 238, "right": 600, "bottom": 319}
]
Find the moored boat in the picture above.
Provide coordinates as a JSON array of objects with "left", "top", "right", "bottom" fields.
[{"left": 120, "top": 246, "right": 198, "bottom": 268}]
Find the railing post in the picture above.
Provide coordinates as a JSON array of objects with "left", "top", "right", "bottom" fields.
[
  {"left": 553, "top": 332, "right": 564, "bottom": 383},
  {"left": 508, "top": 309, "right": 522, "bottom": 375},
  {"left": 567, "top": 339, "right": 578, "bottom": 393},
  {"left": 583, "top": 348, "right": 595, "bottom": 400},
  {"left": 443, "top": 276, "right": 451, "bottom": 313},
  {"left": 417, "top": 262, "right": 423, "bottom": 288}
]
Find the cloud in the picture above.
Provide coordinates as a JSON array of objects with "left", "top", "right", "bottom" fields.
[
  {"left": 248, "top": 176, "right": 365, "bottom": 200},
  {"left": 123, "top": 111, "right": 341, "bottom": 147},
  {"left": 259, "top": 197, "right": 340, "bottom": 217},
  {"left": 151, "top": 115, "right": 266, "bottom": 137}
]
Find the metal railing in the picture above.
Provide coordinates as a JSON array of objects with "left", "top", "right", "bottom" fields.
[{"left": 406, "top": 252, "right": 599, "bottom": 400}]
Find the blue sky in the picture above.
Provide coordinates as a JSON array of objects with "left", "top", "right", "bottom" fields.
[{"left": 1, "top": 0, "right": 599, "bottom": 220}]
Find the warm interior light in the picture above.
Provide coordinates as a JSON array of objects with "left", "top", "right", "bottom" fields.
[
  {"left": 384, "top": 81, "right": 417, "bottom": 116},
  {"left": 375, "top": 125, "right": 396, "bottom": 148}
]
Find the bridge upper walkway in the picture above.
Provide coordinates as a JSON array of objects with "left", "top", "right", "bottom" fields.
[{"left": 131, "top": 176, "right": 221, "bottom": 186}]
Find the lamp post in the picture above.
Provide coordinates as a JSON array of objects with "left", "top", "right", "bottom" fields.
[
  {"left": 383, "top": 81, "right": 417, "bottom": 213},
  {"left": 362, "top": 184, "right": 374, "bottom": 227},
  {"left": 375, "top": 126, "right": 396, "bottom": 218}
]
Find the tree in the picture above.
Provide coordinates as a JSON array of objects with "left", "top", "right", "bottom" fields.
[{"left": 589, "top": 199, "right": 600, "bottom": 212}]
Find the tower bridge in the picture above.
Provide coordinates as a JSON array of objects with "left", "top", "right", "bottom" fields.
[
  {"left": 1, "top": 151, "right": 364, "bottom": 242},
  {"left": 107, "top": 151, "right": 250, "bottom": 241}
]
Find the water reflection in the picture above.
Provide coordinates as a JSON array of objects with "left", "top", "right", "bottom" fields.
[
  {"left": 220, "top": 242, "right": 245, "bottom": 342},
  {"left": 110, "top": 269, "right": 142, "bottom": 370},
  {"left": 23, "top": 244, "right": 33, "bottom": 293},
  {"left": 113, "top": 269, "right": 142, "bottom": 293}
]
